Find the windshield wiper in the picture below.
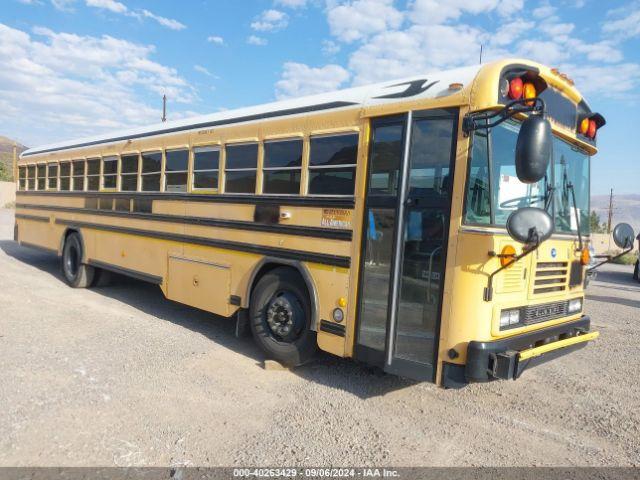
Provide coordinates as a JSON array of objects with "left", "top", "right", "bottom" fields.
[{"left": 543, "top": 174, "right": 554, "bottom": 211}]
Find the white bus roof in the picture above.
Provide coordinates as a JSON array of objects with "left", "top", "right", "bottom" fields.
[{"left": 22, "top": 63, "right": 482, "bottom": 158}]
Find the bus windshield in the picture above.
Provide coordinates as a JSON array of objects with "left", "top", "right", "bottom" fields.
[{"left": 464, "top": 120, "right": 590, "bottom": 235}]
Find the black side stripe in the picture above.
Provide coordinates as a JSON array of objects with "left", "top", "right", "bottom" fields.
[
  {"left": 56, "top": 219, "right": 351, "bottom": 268},
  {"left": 320, "top": 320, "right": 346, "bottom": 337},
  {"left": 87, "top": 259, "right": 163, "bottom": 285},
  {"left": 16, "top": 191, "right": 356, "bottom": 209},
  {"left": 22, "top": 101, "right": 359, "bottom": 157},
  {"left": 16, "top": 203, "right": 352, "bottom": 241},
  {"left": 15, "top": 213, "right": 49, "bottom": 223}
]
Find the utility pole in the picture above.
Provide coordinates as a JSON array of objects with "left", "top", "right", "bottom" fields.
[
  {"left": 479, "top": 44, "right": 483, "bottom": 64},
  {"left": 607, "top": 188, "right": 614, "bottom": 234},
  {"left": 161, "top": 94, "right": 167, "bottom": 123},
  {"left": 12, "top": 142, "right": 17, "bottom": 183}
]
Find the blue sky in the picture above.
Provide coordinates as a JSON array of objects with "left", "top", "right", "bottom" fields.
[{"left": 1, "top": 0, "right": 639, "bottom": 195}]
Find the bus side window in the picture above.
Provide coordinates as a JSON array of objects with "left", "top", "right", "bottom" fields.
[
  {"left": 121, "top": 154, "right": 139, "bottom": 192},
  {"left": 59, "top": 162, "right": 71, "bottom": 191},
  {"left": 18, "top": 166, "right": 26, "bottom": 190},
  {"left": 193, "top": 146, "right": 220, "bottom": 191},
  {"left": 308, "top": 133, "right": 358, "bottom": 196},
  {"left": 165, "top": 149, "right": 189, "bottom": 193},
  {"left": 141, "top": 151, "right": 162, "bottom": 192},
  {"left": 37, "top": 164, "right": 46, "bottom": 190},
  {"left": 28, "top": 165, "right": 36, "bottom": 190},
  {"left": 102, "top": 156, "right": 118, "bottom": 190},
  {"left": 86, "top": 158, "right": 100, "bottom": 191},
  {"left": 47, "top": 163, "right": 58, "bottom": 191},
  {"left": 225, "top": 143, "right": 258, "bottom": 194},
  {"left": 263, "top": 138, "right": 303, "bottom": 195}
]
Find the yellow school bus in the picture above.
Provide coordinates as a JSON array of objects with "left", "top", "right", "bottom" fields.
[{"left": 14, "top": 58, "right": 622, "bottom": 387}]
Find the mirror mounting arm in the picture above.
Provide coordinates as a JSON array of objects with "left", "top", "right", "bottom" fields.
[
  {"left": 484, "top": 241, "right": 541, "bottom": 302},
  {"left": 587, "top": 242, "right": 634, "bottom": 272},
  {"left": 462, "top": 98, "right": 546, "bottom": 136}
]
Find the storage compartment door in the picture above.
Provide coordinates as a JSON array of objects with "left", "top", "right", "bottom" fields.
[{"left": 167, "top": 256, "right": 232, "bottom": 317}]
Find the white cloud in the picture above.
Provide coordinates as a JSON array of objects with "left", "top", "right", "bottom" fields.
[
  {"left": 565, "top": 40, "right": 623, "bottom": 64},
  {"left": 490, "top": 19, "right": 534, "bottom": 46},
  {"left": 251, "top": 9, "right": 289, "bottom": 32},
  {"left": 207, "top": 35, "right": 224, "bottom": 45},
  {"left": 532, "top": 4, "right": 556, "bottom": 19},
  {"left": 516, "top": 39, "right": 570, "bottom": 65},
  {"left": 247, "top": 35, "right": 268, "bottom": 46},
  {"left": 322, "top": 39, "right": 341, "bottom": 55},
  {"left": 275, "top": 62, "right": 351, "bottom": 99},
  {"left": 140, "top": 9, "right": 186, "bottom": 30},
  {"left": 602, "top": 3, "right": 640, "bottom": 41},
  {"left": 308, "top": 0, "right": 640, "bottom": 101},
  {"left": 409, "top": 0, "right": 504, "bottom": 25},
  {"left": 538, "top": 21, "right": 574, "bottom": 38},
  {"left": 348, "top": 23, "right": 487, "bottom": 84},
  {"left": 83, "top": 0, "right": 186, "bottom": 30},
  {"left": 274, "top": 0, "right": 308, "bottom": 7},
  {"left": 194, "top": 65, "right": 218, "bottom": 78},
  {"left": 327, "top": 0, "right": 403, "bottom": 42},
  {"left": 85, "top": 0, "right": 126, "bottom": 13},
  {"left": 560, "top": 63, "right": 640, "bottom": 99},
  {"left": 51, "top": 0, "right": 75, "bottom": 11},
  {"left": 0, "top": 22, "right": 196, "bottom": 145}
]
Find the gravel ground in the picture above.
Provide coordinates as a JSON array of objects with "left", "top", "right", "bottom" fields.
[{"left": 0, "top": 207, "right": 638, "bottom": 467}]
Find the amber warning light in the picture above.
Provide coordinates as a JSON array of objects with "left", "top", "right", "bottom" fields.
[{"left": 578, "top": 113, "right": 605, "bottom": 141}]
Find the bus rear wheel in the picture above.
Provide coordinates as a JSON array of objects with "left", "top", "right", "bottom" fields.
[
  {"left": 249, "top": 267, "right": 317, "bottom": 367},
  {"left": 61, "top": 232, "right": 95, "bottom": 288}
]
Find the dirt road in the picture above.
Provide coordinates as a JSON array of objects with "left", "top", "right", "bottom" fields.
[{"left": 0, "top": 208, "right": 638, "bottom": 467}]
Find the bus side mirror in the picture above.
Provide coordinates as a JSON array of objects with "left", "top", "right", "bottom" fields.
[
  {"left": 507, "top": 207, "right": 553, "bottom": 246},
  {"left": 612, "top": 223, "right": 635, "bottom": 249},
  {"left": 515, "top": 114, "right": 552, "bottom": 184}
]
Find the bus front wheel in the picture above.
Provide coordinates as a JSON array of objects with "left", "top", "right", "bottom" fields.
[
  {"left": 61, "top": 232, "right": 95, "bottom": 288},
  {"left": 249, "top": 267, "right": 317, "bottom": 367}
]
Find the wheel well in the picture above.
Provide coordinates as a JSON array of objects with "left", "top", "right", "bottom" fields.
[{"left": 246, "top": 260, "right": 319, "bottom": 330}]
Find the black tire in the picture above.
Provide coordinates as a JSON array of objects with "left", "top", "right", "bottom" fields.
[
  {"left": 61, "top": 232, "right": 95, "bottom": 288},
  {"left": 634, "top": 260, "right": 639, "bottom": 282},
  {"left": 91, "top": 268, "right": 112, "bottom": 287},
  {"left": 249, "top": 267, "right": 317, "bottom": 366}
]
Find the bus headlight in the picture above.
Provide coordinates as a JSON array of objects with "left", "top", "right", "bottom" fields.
[
  {"left": 500, "top": 309, "right": 520, "bottom": 327},
  {"left": 568, "top": 298, "right": 582, "bottom": 313}
]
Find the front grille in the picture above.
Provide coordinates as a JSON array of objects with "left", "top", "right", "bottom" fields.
[
  {"left": 522, "top": 300, "right": 568, "bottom": 325},
  {"left": 533, "top": 261, "right": 568, "bottom": 294}
]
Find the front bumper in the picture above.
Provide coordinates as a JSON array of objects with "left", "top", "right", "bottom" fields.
[{"left": 466, "top": 316, "right": 596, "bottom": 382}]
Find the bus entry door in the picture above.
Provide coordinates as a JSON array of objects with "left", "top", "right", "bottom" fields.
[{"left": 356, "top": 109, "right": 457, "bottom": 381}]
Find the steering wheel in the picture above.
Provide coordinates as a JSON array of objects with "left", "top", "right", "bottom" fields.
[{"left": 499, "top": 195, "right": 546, "bottom": 209}]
